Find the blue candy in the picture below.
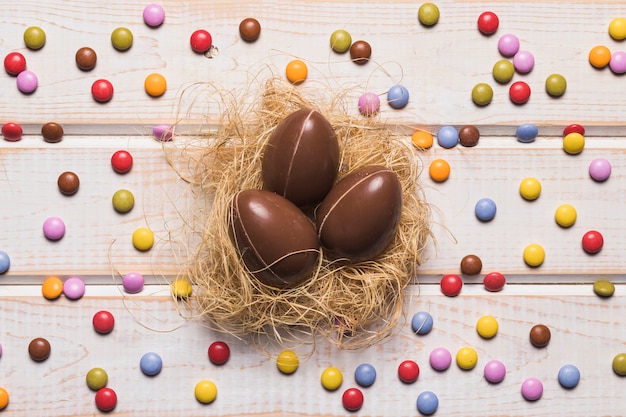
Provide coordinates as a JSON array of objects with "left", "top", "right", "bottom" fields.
[
  {"left": 411, "top": 311, "right": 433, "bottom": 335},
  {"left": 475, "top": 198, "right": 497, "bottom": 222},
  {"left": 140, "top": 352, "right": 163, "bottom": 376},
  {"left": 516, "top": 123, "right": 538, "bottom": 143},
  {"left": 437, "top": 125, "right": 459, "bottom": 148},
  {"left": 0, "top": 251, "right": 9, "bottom": 274},
  {"left": 558, "top": 364, "right": 580, "bottom": 388},
  {"left": 354, "top": 363, "right": 377, "bottom": 387},
  {"left": 387, "top": 84, "right": 409, "bottom": 109},
  {"left": 417, "top": 391, "right": 439, "bottom": 415}
]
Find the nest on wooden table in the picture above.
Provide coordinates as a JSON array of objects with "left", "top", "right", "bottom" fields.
[{"left": 173, "top": 78, "right": 431, "bottom": 349}]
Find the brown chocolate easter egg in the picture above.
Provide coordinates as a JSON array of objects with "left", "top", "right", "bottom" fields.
[
  {"left": 316, "top": 165, "right": 402, "bottom": 263},
  {"left": 262, "top": 109, "right": 339, "bottom": 208},
  {"left": 229, "top": 189, "right": 320, "bottom": 288}
]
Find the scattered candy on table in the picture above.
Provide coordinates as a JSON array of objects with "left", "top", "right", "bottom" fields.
[
  {"left": 0, "top": 387, "right": 9, "bottom": 410},
  {"left": 613, "top": 353, "right": 626, "bottom": 376},
  {"left": 92, "top": 310, "right": 115, "bottom": 334},
  {"left": 589, "top": 157, "right": 611, "bottom": 181},
  {"left": 112, "top": 189, "right": 135, "bottom": 213},
  {"left": 609, "top": 51, "right": 626, "bottom": 74},
  {"left": 329, "top": 29, "right": 352, "bottom": 53},
  {"left": 57, "top": 171, "right": 80, "bottom": 195},
  {"left": 321, "top": 366, "right": 343, "bottom": 390},
  {"left": 350, "top": 40, "right": 371, "bottom": 64},
  {"left": 416, "top": 391, "right": 439, "bottom": 415},
  {"left": 285, "top": 59, "right": 308, "bottom": 84},
  {"left": 558, "top": 364, "right": 580, "bottom": 388},
  {"left": 95, "top": 387, "right": 117, "bottom": 411},
  {"left": 111, "top": 27, "right": 133, "bottom": 51},
  {"left": 429, "top": 158, "right": 450, "bottom": 182},
  {"left": 41, "top": 276, "right": 63, "bottom": 300},
  {"left": 144, "top": 73, "right": 167, "bottom": 97},
  {"left": 140, "top": 352, "right": 163, "bottom": 376},
  {"left": 354, "top": 363, "right": 377, "bottom": 387},
  {"left": 41, "top": 122, "right": 64, "bottom": 143},
  {"left": 0, "top": 251, "right": 9, "bottom": 274},
  {"left": 563, "top": 123, "right": 585, "bottom": 136},
  {"left": 456, "top": 346, "right": 478, "bottom": 370},
  {"left": 398, "top": 360, "right": 420, "bottom": 383},
  {"left": 4, "top": 52, "right": 26, "bottom": 75},
  {"left": 23, "top": 26, "right": 46, "bottom": 50},
  {"left": 440, "top": 274, "right": 462, "bottom": 296},
  {"left": 16, "top": 70, "right": 38, "bottom": 94},
  {"left": 357, "top": 92, "right": 380, "bottom": 116},
  {"left": 276, "top": 349, "right": 299, "bottom": 374},
  {"left": 498, "top": 33, "right": 520, "bottom": 57},
  {"left": 208, "top": 341, "right": 230, "bottom": 365},
  {"left": 28, "top": 337, "right": 51, "bottom": 361},
  {"left": 609, "top": 17, "right": 626, "bottom": 40},
  {"left": 170, "top": 278, "right": 192, "bottom": 298},
  {"left": 516, "top": 123, "right": 538, "bottom": 143},
  {"left": 86, "top": 367, "right": 109, "bottom": 391},
  {"left": 63, "top": 276, "right": 86, "bottom": 300},
  {"left": 483, "top": 271, "right": 506, "bottom": 292},
  {"left": 513, "top": 50, "right": 534, "bottom": 73},
  {"left": 545, "top": 73, "right": 567, "bottom": 97},
  {"left": 190, "top": 29, "right": 212, "bottom": 53},
  {"left": 111, "top": 150, "right": 133, "bottom": 173},
  {"left": 143, "top": 3, "right": 165, "bottom": 27},
  {"left": 529, "top": 324, "right": 551, "bottom": 347},
  {"left": 91, "top": 79, "right": 114, "bottom": 103},
  {"left": 342, "top": 387, "right": 364, "bottom": 412},
  {"left": 460, "top": 254, "right": 482, "bottom": 275},
  {"left": 194, "top": 380, "right": 217, "bottom": 404},
  {"left": 471, "top": 82, "right": 493, "bottom": 106},
  {"left": 458, "top": 125, "right": 480, "bottom": 147},
  {"left": 436, "top": 125, "right": 459, "bottom": 148},
  {"left": 132, "top": 227, "right": 155, "bottom": 251},
  {"left": 43, "top": 216, "right": 66, "bottom": 240},
  {"left": 474, "top": 197, "right": 497, "bottom": 221},
  {"left": 429, "top": 347, "right": 452, "bottom": 371},
  {"left": 477, "top": 11, "right": 499, "bottom": 35},
  {"left": 2, "top": 122, "right": 23, "bottom": 141},
  {"left": 387, "top": 84, "right": 409, "bottom": 109},
  {"left": 417, "top": 3, "right": 440, "bottom": 26},
  {"left": 411, "top": 311, "right": 434, "bottom": 335},
  {"left": 521, "top": 378, "right": 543, "bottom": 401},
  {"left": 122, "top": 271, "right": 144, "bottom": 293},
  {"left": 75, "top": 47, "right": 97, "bottom": 71},
  {"left": 492, "top": 59, "right": 515, "bottom": 83},
  {"left": 593, "top": 279, "right": 615, "bottom": 297},
  {"left": 519, "top": 177, "right": 541, "bottom": 200},
  {"left": 509, "top": 80, "right": 531, "bottom": 104},
  {"left": 554, "top": 203, "right": 577, "bottom": 227},
  {"left": 152, "top": 124, "right": 173, "bottom": 141},
  {"left": 563, "top": 132, "right": 585, "bottom": 154},
  {"left": 412, "top": 130, "right": 434, "bottom": 149},
  {"left": 239, "top": 17, "right": 261, "bottom": 42},
  {"left": 476, "top": 315, "right": 499, "bottom": 339},
  {"left": 483, "top": 359, "right": 506, "bottom": 383},
  {"left": 523, "top": 243, "right": 545, "bottom": 267},
  {"left": 588, "top": 45, "right": 611, "bottom": 68},
  {"left": 581, "top": 230, "right": 604, "bottom": 254}
]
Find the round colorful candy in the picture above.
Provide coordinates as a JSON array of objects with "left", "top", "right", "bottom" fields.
[
  {"left": 86, "top": 367, "right": 108, "bottom": 391},
  {"left": 0, "top": 251, "right": 9, "bottom": 274},
  {"left": 492, "top": 59, "right": 515, "bottom": 83},
  {"left": 28, "top": 337, "right": 51, "bottom": 361},
  {"left": 140, "top": 352, "right": 163, "bottom": 376},
  {"left": 276, "top": 350, "right": 299, "bottom": 374},
  {"left": 477, "top": 11, "right": 499, "bottom": 35},
  {"left": 171, "top": 279, "right": 192, "bottom": 298},
  {"left": 558, "top": 364, "right": 580, "bottom": 388},
  {"left": 416, "top": 391, "right": 439, "bottom": 415},
  {"left": 563, "top": 123, "right": 585, "bottom": 136},
  {"left": 437, "top": 125, "right": 459, "bottom": 148},
  {"left": 429, "top": 159, "right": 450, "bottom": 182},
  {"left": 132, "top": 227, "right": 154, "bottom": 251},
  {"left": 498, "top": 33, "right": 520, "bottom": 56},
  {"left": 208, "top": 341, "right": 230, "bottom": 365},
  {"left": 460, "top": 254, "right": 482, "bottom": 275},
  {"left": 609, "top": 51, "right": 626, "bottom": 74},
  {"left": 387, "top": 84, "right": 409, "bottom": 109},
  {"left": 111, "top": 27, "right": 133, "bottom": 51},
  {"left": 589, "top": 158, "right": 611, "bottom": 181},
  {"left": 354, "top": 363, "right": 376, "bottom": 387},
  {"left": 613, "top": 353, "right": 626, "bottom": 376},
  {"left": 122, "top": 271, "right": 143, "bottom": 293},
  {"left": 593, "top": 279, "right": 615, "bottom": 297},
  {"left": 418, "top": 3, "right": 440, "bottom": 26},
  {"left": 42, "top": 122, "right": 64, "bottom": 143},
  {"left": 4, "top": 52, "right": 26, "bottom": 75},
  {"left": 475, "top": 197, "right": 496, "bottom": 221},
  {"left": 143, "top": 4, "right": 165, "bottom": 27},
  {"left": 411, "top": 311, "right": 433, "bottom": 335},
  {"left": 471, "top": 83, "right": 493, "bottom": 106},
  {"left": 190, "top": 29, "right": 212, "bottom": 53},
  {"left": 329, "top": 29, "right": 352, "bottom": 53},
  {"left": 523, "top": 244, "right": 545, "bottom": 267},
  {"left": 476, "top": 315, "right": 499, "bottom": 339},
  {"left": 398, "top": 360, "right": 420, "bottom": 383},
  {"left": 152, "top": 124, "right": 173, "bottom": 141},
  {"left": 92, "top": 310, "right": 115, "bottom": 334},
  {"left": 459, "top": 125, "right": 480, "bottom": 147},
  {"left": 194, "top": 380, "right": 217, "bottom": 403},
  {"left": 43, "top": 216, "right": 65, "bottom": 240},
  {"left": 42, "top": 276, "right": 63, "bottom": 299},
  {"left": 529, "top": 324, "right": 551, "bottom": 347},
  {"left": 144, "top": 73, "right": 167, "bottom": 97},
  {"left": 521, "top": 377, "right": 543, "bottom": 401},
  {"left": 95, "top": 387, "right": 117, "bottom": 411},
  {"left": 555, "top": 204, "right": 577, "bottom": 227},
  {"left": 321, "top": 366, "right": 343, "bottom": 390},
  {"left": 456, "top": 346, "right": 478, "bottom": 370},
  {"left": 545, "top": 73, "right": 567, "bottom": 97},
  {"left": 516, "top": 123, "right": 538, "bottom": 143},
  {"left": 239, "top": 17, "right": 261, "bottom": 42},
  {"left": 609, "top": 17, "right": 626, "bottom": 40},
  {"left": 342, "top": 388, "right": 364, "bottom": 412},
  {"left": 91, "top": 79, "right": 114, "bottom": 103},
  {"left": 589, "top": 45, "right": 611, "bottom": 68},
  {"left": 519, "top": 177, "right": 541, "bottom": 200},
  {"left": 484, "top": 359, "right": 506, "bottom": 383},
  {"left": 2, "top": 122, "right": 23, "bottom": 142},
  {"left": 16, "top": 70, "right": 38, "bottom": 94},
  {"left": 483, "top": 272, "right": 506, "bottom": 292},
  {"left": 57, "top": 171, "right": 80, "bottom": 195},
  {"left": 75, "top": 47, "right": 97, "bottom": 71},
  {"left": 582, "top": 230, "right": 603, "bottom": 254},
  {"left": 24, "top": 26, "right": 46, "bottom": 50},
  {"left": 358, "top": 92, "right": 380, "bottom": 116},
  {"left": 350, "top": 40, "right": 371, "bottom": 64},
  {"left": 509, "top": 81, "right": 531, "bottom": 104},
  {"left": 440, "top": 274, "right": 462, "bottom": 296},
  {"left": 412, "top": 131, "right": 434, "bottom": 149},
  {"left": 513, "top": 50, "right": 534, "bottom": 73},
  {"left": 112, "top": 189, "right": 135, "bottom": 213},
  {"left": 563, "top": 132, "right": 585, "bottom": 154},
  {"left": 285, "top": 59, "right": 307, "bottom": 84},
  {"left": 111, "top": 150, "right": 133, "bottom": 173},
  {"left": 429, "top": 347, "right": 452, "bottom": 371},
  {"left": 63, "top": 276, "right": 86, "bottom": 300}
]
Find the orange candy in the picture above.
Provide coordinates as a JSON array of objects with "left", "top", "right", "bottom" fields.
[
  {"left": 144, "top": 73, "right": 167, "bottom": 97},
  {"left": 429, "top": 159, "right": 450, "bottom": 182},
  {"left": 589, "top": 45, "right": 611, "bottom": 69},
  {"left": 42, "top": 276, "right": 64, "bottom": 300},
  {"left": 411, "top": 131, "right": 434, "bottom": 149},
  {"left": 285, "top": 59, "right": 308, "bottom": 84}
]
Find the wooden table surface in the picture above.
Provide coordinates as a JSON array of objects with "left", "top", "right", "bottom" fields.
[{"left": 2, "top": 1, "right": 626, "bottom": 416}]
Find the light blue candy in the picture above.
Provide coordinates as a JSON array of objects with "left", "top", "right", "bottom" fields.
[
  {"left": 437, "top": 125, "right": 459, "bottom": 148},
  {"left": 411, "top": 311, "right": 433, "bottom": 335},
  {"left": 354, "top": 363, "right": 377, "bottom": 387},
  {"left": 558, "top": 364, "right": 580, "bottom": 388},
  {"left": 516, "top": 123, "right": 538, "bottom": 143},
  {"left": 140, "top": 352, "right": 163, "bottom": 376},
  {"left": 0, "top": 251, "right": 9, "bottom": 274},
  {"left": 387, "top": 84, "right": 409, "bottom": 109},
  {"left": 417, "top": 391, "right": 439, "bottom": 415},
  {"left": 475, "top": 198, "right": 497, "bottom": 221}
]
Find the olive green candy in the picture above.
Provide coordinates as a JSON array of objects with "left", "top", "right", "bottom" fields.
[
  {"left": 613, "top": 353, "right": 626, "bottom": 376},
  {"left": 330, "top": 29, "right": 351, "bottom": 53},
  {"left": 24, "top": 26, "right": 46, "bottom": 50},
  {"left": 472, "top": 83, "right": 493, "bottom": 106},
  {"left": 493, "top": 59, "right": 515, "bottom": 84},
  {"left": 418, "top": 3, "right": 440, "bottom": 26},
  {"left": 545, "top": 73, "right": 567, "bottom": 97},
  {"left": 112, "top": 189, "right": 135, "bottom": 213},
  {"left": 86, "top": 367, "right": 108, "bottom": 390},
  {"left": 111, "top": 27, "right": 133, "bottom": 51},
  {"left": 593, "top": 279, "right": 615, "bottom": 297}
]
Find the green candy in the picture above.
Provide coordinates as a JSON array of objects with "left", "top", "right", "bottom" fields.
[
  {"left": 86, "top": 367, "right": 108, "bottom": 391},
  {"left": 330, "top": 29, "right": 351, "bottom": 53},
  {"left": 111, "top": 27, "right": 133, "bottom": 51},
  {"left": 24, "top": 26, "right": 46, "bottom": 50},
  {"left": 493, "top": 59, "right": 515, "bottom": 84},
  {"left": 613, "top": 353, "right": 626, "bottom": 376},
  {"left": 418, "top": 3, "right": 440, "bottom": 26},
  {"left": 112, "top": 189, "right": 135, "bottom": 213},
  {"left": 545, "top": 73, "right": 567, "bottom": 97},
  {"left": 472, "top": 83, "right": 493, "bottom": 106},
  {"left": 593, "top": 279, "right": 615, "bottom": 297}
]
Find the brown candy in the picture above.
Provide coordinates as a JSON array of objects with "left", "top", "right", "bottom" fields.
[
  {"left": 350, "top": 40, "right": 372, "bottom": 64},
  {"left": 28, "top": 337, "right": 51, "bottom": 361},
  {"left": 239, "top": 18, "right": 261, "bottom": 42},
  {"left": 57, "top": 171, "right": 80, "bottom": 195},
  {"left": 529, "top": 324, "right": 551, "bottom": 347},
  {"left": 42, "top": 122, "right": 64, "bottom": 143},
  {"left": 459, "top": 125, "right": 480, "bottom": 147},
  {"left": 460, "top": 254, "right": 482, "bottom": 275},
  {"left": 75, "top": 47, "right": 97, "bottom": 71}
]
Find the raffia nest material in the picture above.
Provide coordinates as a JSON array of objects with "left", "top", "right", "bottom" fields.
[{"left": 176, "top": 78, "right": 431, "bottom": 349}]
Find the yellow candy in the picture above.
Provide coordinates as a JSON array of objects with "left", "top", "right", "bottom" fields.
[
  {"left": 476, "top": 315, "right": 499, "bottom": 339},
  {"left": 276, "top": 350, "right": 299, "bottom": 374},
  {"left": 555, "top": 204, "right": 577, "bottom": 227},
  {"left": 41, "top": 276, "right": 64, "bottom": 300},
  {"left": 609, "top": 17, "right": 626, "bottom": 40},
  {"left": 132, "top": 227, "right": 154, "bottom": 251},
  {"left": 194, "top": 380, "right": 217, "bottom": 404},
  {"left": 519, "top": 177, "right": 541, "bottom": 200},
  {"left": 171, "top": 279, "right": 192, "bottom": 298},
  {"left": 456, "top": 346, "right": 478, "bottom": 370},
  {"left": 411, "top": 131, "right": 434, "bottom": 149},
  {"left": 144, "top": 73, "right": 167, "bottom": 97},
  {"left": 563, "top": 132, "right": 584, "bottom": 155},
  {"left": 523, "top": 243, "right": 545, "bottom": 267},
  {"left": 285, "top": 59, "right": 308, "bottom": 84},
  {"left": 320, "top": 366, "right": 343, "bottom": 391}
]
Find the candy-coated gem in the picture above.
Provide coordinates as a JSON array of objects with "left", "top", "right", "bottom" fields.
[
  {"left": 354, "top": 363, "right": 376, "bottom": 387},
  {"left": 329, "top": 29, "right": 352, "bottom": 53},
  {"left": 285, "top": 59, "right": 308, "bottom": 84},
  {"left": 589, "top": 45, "right": 611, "bottom": 68},
  {"left": 86, "top": 367, "right": 108, "bottom": 391},
  {"left": 609, "top": 51, "right": 626, "bottom": 74},
  {"left": 122, "top": 271, "right": 144, "bottom": 293},
  {"left": 208, "top": 341, "right": 230, "bottom": 365},
  {"left": 57, "top": 171, "right": 80, "bottom": 195},
  {"left": 321, "top": 366, "right": 343, "bottom": 390},
  {"left": 523, "top": 244, "right": 545, "bottom": 267},
  {"left": 555, "top": 204, "right": 577, "bottom": 227},
  {"left": 93, "top": 310, "right": 115, "bottom": 334},
  {"left": 509, "top": 81, "right": 531, "bottom": 104},
  {"left": 398, "top": 360, "right": 419, "bottom": 383},
  {"left": 563, "top": 123, "right": 585, "bottom": 136},
  {"left": 519, "top": 177, "right": 541, "bottom": 200},
  {"left": 460, "top": 254, "right": 482, "bottom": 275},
  {"left": 429, "top": 159, "right": 450, "bottom": 182},
  {"left": 0, "top": 251, "right": 9, "bottom": 274},
  {"left": 24, "top": 26, "right": 46, "bottom": 50},
  {"left": 418, "top": 3, "right": 440, "bottom": 26},
  {"left": 483, "top": 272, "right": 506, "bottom": 292},
  {"left": 28, "top": 337, "right": 51, "bottom": 361},
  {"left": 144, "top": 73, "right": 167, "bottom": 97},
  {"left": 563, "top": 132, "right": 585, "bottom": 154},
  {"left": 477, "top": 11, "right": 499, "bottom": 35},
  {"left": 194, "top": 380, "right": 217, "bottom": 403},
  {"left": 152, "top": 124, "right": 173, "bottom": 141},
  {"left": 521, "top": 377, "right": 543, "bottom": 401},
  {"left": 411, "top": 131, "right": 433, "bottom": 149},
  {"left": 95, "top": 387, "right": 117, "bottom": 411},
  {"left": 437, "top": 125, "right": 459, "bottom": 148},
  {"left": 43, "top": 216, "right": 65, "bottom": 240},
  {"left": 545, "top": 73, "right": 567, "bottom": 97},
  {"left": 4, "top": 52, "right": 26, "bottom": 75},
  {"left": 516, "top": 123, "right": 538, "bottom": 143},
  {"left": 456, "top": 346, "right": 478, "bottom": 370},
  {"left": 589, "top": 157, "right": 611, "bottom": 181},
  {"left": 42, "top": 276, "right": 63, "bottom": 299},
  {"left": 582, "top": 230, "right": 604, "bottom": 254},
  {"left": 484, "top": 359, "right": 506, "bottom": 383},
  {"left": 429, "top": 347, "right": 452, "bottom": 371},
  {"left": 143, "top": 4, "right": 165, "bottom": 27},
  {"left": 476, "top": 315, "right": 499, "bottom": 339},
  {"left": 440, "top": 274, "right": 462, "bottom": 297},
  {"left": 558, "top": 364, "right": 580, "bottom": 388},
  {"left": 593, "top": 279, "right": 615, "bottom": 297},
  {"left": 16, "top": 70, "right": 38, "bottom": 94},
  {"left": 459, "top": 125, "right": 480, "bottom": 147},
  {"left": 498, "top": 33, "right": 519, "bottom": 56},
  {"left": 609, "top": 17, "right": 626, "bottom": 40},
  {"left": 91, "top": 79, "right": 113, "bottom": 103},
  {"left": 0, "top": 387, "right": 9, "bottom": 410},
  {"left": 492, "top": 59, "right": 514, "bottom": 83},
  {"left": 132, "top": 227, "right": 154, "bottom": 251},
  {"left": 411, "top": 311, "right": 433, "bottom": 335},
  {"left": 75, "top": 47, "right": 97, "bottom": 71},
  {"left": 111, "top": 150, "right": 133, "bottom": 173},
  {"left": 112, "top": 189, "right": 135, "bottom": 213},
  {"left": 171, "top": 279, "right": 192, "bottom": 298},
  {"left": 416, "top": 391, "right": 439, "bottom": 415},
  {"left": 475, "top": 197, "right": 496, "bottom": 221},
  {"left": 140, "top": 352, "right": 163, "bottom": 376},
  {"left": 2, "top": 122, "right": 23, "bottom": 142},
  {"left": 276, "top": 350, "right": 299, "bottom": 374},
  {"left": 63, "top": 276, "right": 86, "bottom": 300},
  {"left": 111, "top": 27, "right": 133, "bottom": 51},
  {"left": 358, "top": 92, "right": 380, "bottom": 116},
  {"left": 471, "top": 82, "right": 493, "bottom": 106},
  {"left": 529, "top": 324, "right": 551, "bottom": 347},
  {"left": 342, "top": 388, "right": 364, "bottom": 412},
  {"left": 239, "top": 17, "right": 261, "bottom": 42},
  {"left": 349, "top": 40, "right": 371, "bottom": 64},
  {"left": 613, "top": 353, "right": 626, "bottom": 375},
  {"left": 513, "top": 50, "right": 534, "bottom": 73},
  {"left": 190, "top": 29, "right": 212, "bottom": 53},
  {"left": 387, "top": 84, "right": 409, "bottom": 109}
]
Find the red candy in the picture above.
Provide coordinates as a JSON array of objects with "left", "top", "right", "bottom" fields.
[
  {"left": 91, "top": 79, "right": 114, "bottom": 103},
  {"left": 2, "top": 122, "right": 23, "bottom": 142},
  {"left": 582, "top": 230, "right": 604, "bottom": 254},
  {"left": 398, "top": 360, "right": 420, "bottom": 383},
  {"left": 477, "top": 11, "right": 499, "bottom": 35},
  {"left": 111, "top": 150, "right": 133, "bottom": 173},
  {"left": 92, "top": 310, "right": 115, "bottom": 334},
  {"left": 4, "top": 52, "right": 26, "bottom": 75},
  {"left": 342, "top": 388, "right": 364, "bottom": 412},
  {"left": 208, "top": 341, "right": 230, "bottom": 365},
  {"left": 190, "top": 29, "right": 212, "bottom": 53},
  {"left": 563, "top": 123, "right": 585, "bottom": 137},
  {"left": 509, "top": 81, "right": 531, "bottom": 104},
  {"left": 483, "top": 272, "right": 506, "bottom": 292},
  {"left": 95, "top": 387, "right": 117, "bottom": 412},
  {"left": 440, "top": 274, "right": 463, "bottom": 296}
]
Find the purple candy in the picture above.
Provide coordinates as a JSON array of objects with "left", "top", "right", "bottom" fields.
[
  {"left": 123, "top": 272, "right": 145, "bottom": 293},
  {"left": 484, "top": 359, "right": 506, "bottom": 383},
  {"left": 143, "top": 4, "right": 165, "bottom": 27},
  {"left": 429, "top": 347, "right": 452, "bottom": 371},
  {"left": 498, "top": 34, "right": 520, "bottom": 57},
  {"left": 358, "top": 92, "right": 380, "bottom": 116},
  {"left": 63, "top": 276, "right": 86, "bottom": 300},
  {"left": 521, "top": 377, "right": 543, "bottom": 401},
  {"left": 16, "top": 70, "right": 38, "bottom": 94},
  {"left": 43, "top": 217, "right": 65, "bottom": 240},
  {"left": 513, "top": 50, "right": 534, "bottom": 74},
  {"left": 609, "top": 51, "right": 626, "bottom": 74},
  {"left": 589, "top": 157, "right": 612, "bottom": 181},
  {"left": 152, "top": 124, "right": 173, "bottom": 141}
]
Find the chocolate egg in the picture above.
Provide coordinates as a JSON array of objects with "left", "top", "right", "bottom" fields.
[
  {"left": 262, "top": 109, "right": 339, "bottom": 208},
  {"left": 229, "top": 189, "right": 320, "bottom": 288},
  {"left": 316, "top": 165, "right": 402, "bottom": 263}
]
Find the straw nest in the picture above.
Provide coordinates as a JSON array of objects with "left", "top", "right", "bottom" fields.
[{"left": 175, "top": 78, "right": 431, "bottom": 349}]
